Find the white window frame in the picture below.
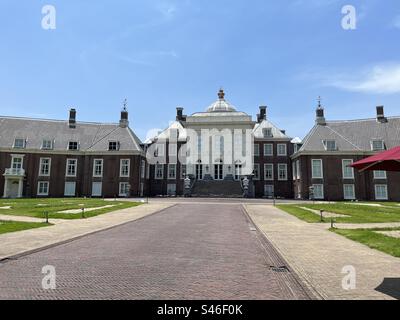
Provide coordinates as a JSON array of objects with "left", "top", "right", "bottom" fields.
[
  {"left": 39, "top": 158, "right": 51, "bottom": 177},
  {"left": 119, "top": 182, "right": 130, "bottom": 197},
  {"left": 253, "top": 164, "right": 260, "bottom": 180},
  {"left": 37, "top": 181, "right": 49, "bottom": 196},
  {"left": 13, "top": 138, "right": 26, "bottom": 149},
  {"left": 311, "top": 159, "right": 323, "bottom": 179},
  {"left": 66, "top": 159, "right": 77, "bottom": 177},
  {"left": 342, "top": 159, "right": 354, "bottom": 179},
  {"left": 155, "top": 164, "right": 164, "bottom": 180},
  {"left": 120, "top": 159, "right": 130, "bottom": 177},
  {"left": 264, "top": 163, "right": 274, "bottom": 181},
  {"left": 323, "top": 140, "right": 337, "bottom": 151},
  {"left": 253, "top": 144, "right": 260, "bottom": 157},
  {"left": 109, "top": 141, "right": 120, "bottom": 151},
  {"left": 296, "top": 160, "right": 301, "bottom": 180},
  {"left": 168, "top": 164, "right": 177, "bottom": 180},
  {"left": 41, "top": 139, "right": 53, "bottom": 150},
  {"left": 371, "top": 140, "right": 385, "bottom": 152},
  {"left": 68, "top": 141, "right": 79, "bottom": 151},
  {"left": 373, "top": 170, "right": 387, "bottom": 180},
  {"left": 375, "top": 184, "right": 388, "bottom": 200},
  {"left": 277, "top": 144, "right": 287, "bottom": 156},
  {"left": 343, "top": 184, "right": 356, "bottom": 200},
  {"left": 140, "top": 160, "right": 146, "bottom": 179},
  {"left": 64, "top": 181, "right": 76, "bottom": 197},
  {"left": 313, "top": 184, "right": 324, "bottom": 200},
  {"left": 278, "top": 163, "right": 288, "bottom": 181},
  {"left": 93, "top": 159, "right": 104, "bottom": 178},
  {"left": 263, "top": 144, "right": 273, "bottom": 156}
]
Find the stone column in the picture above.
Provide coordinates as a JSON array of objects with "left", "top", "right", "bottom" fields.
[{"left": 17, "top": 179, "right": 23, "bottom": 198}]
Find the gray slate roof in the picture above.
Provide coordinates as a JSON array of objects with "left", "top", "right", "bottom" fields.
[
  {"left": 0, "top": 116, "right": 143, "bottom": 153},
  {"left": 299, "top": 117, "right": 400, "bottom": 153}
]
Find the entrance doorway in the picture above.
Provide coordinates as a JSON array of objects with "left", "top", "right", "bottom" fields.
[{"left": 214, "top": 163, "right": 223, "bottom": 180}]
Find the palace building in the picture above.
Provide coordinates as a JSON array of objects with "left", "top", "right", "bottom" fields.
[{"left": 1, "top": 90, "right": 399, "bottom": 200}]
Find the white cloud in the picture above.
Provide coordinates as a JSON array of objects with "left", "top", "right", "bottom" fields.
[
  {"left": 392, "top": 15, "right": 400, "bottom": 29},
  {"left": 328, "top": 64, "right": 400, "bottom": 94}
]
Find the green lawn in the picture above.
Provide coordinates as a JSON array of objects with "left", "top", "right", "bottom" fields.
[
  {"left": 331, "top": 227, "right": 400, "bottom": 258},
  {"left": 0, "top": 198, "right": 142, "bottom": 220},
  {"left": 0, "top": 220, "right": 51, "bottom": 235},
  {"left": 277, "top": 202, "right": 400, "bottom": 224}
]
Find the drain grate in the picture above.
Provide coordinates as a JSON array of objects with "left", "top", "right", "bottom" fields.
[{"left": 270, "top": 266, "right": 290, "bottom": 273}]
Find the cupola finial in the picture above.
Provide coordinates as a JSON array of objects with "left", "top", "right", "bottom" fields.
[{"left": 218, "top": 89, "right": 225, "bottom": 100}]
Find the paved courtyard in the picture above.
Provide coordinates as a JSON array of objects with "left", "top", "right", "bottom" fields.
[{"left": 0, "top": 203, "right": 311, "bottom": 300}]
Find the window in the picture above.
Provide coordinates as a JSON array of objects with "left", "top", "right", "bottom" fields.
[
  {"left": 120, "top": 159, "right": 130, "bottom": 177},
  {"left": 374, "top": 170, "right": 387, "bottom": 179},
  {"left": 37, "top": 182, "right": 49, "bottom": 196},
  {"left": 119, "top": 182, "right": 130, "bottom": 197},
  {"left": 264, "top": 185, "right": 274, "bottom": 198},
  {"left": 155, "top": 144, "right": 165, "bottom": 157},
  {"left": 155, "top": 164, "right": 164, "bottom": 179},
  {"left": 311, "top": 159, "right": 323, "bottom": 179},
  {"left": 66, "top": 159, "right": 77, "bottom": 177},
  {"left": 64, "top": 182, "right": 76, "bottom": 196},
  {"left": 253, "top": 164, "right": 260, "bottom": 180},
  {"left": 181, "top": 164, "right": 187, "bottom": 179},
  {"left": 342, "top": 159, "right": 354, "bottom": 179},
  {"left": 140, "top": 160, "right": 146, "bottom": 179},
  {"left": 68, "top": 141, "right": 79, "bottom": 151},
  {"left": 169, "top": 143, "right": 177, "bottom": 157},
  {"left": 277, "top": 144, "right": 287, "bottom": 156},
  {"left": 371, "top": 140, "right": 385, "bottom": 151},
  {"left": 39, "top": 158, "right": 51, "bottom": 176},
  {"left": 313, "top": 184, "right": 324, "bottom": 199},
  {"left": 278, "top": 164, "right": 288, "bottom": 181},
  {"left": 343, "top": 184, "right": 356, "bottom": 200},
  {"left": 146, "top": 164, "right": 150, "bottom": 180},
  {"left": 292, "top": 162, "right": 296, "bottom": 181},
  {"left": 264, "top": 144, "right": 273, "bottom": 156},
  {"left": 92, "top": 182, "right": 102, "bottom": 197},
  {"left": 42, "top": 140, "right": 53, "bottom": 150},
  {"left": 263, "top": 128, "right": 273, "bottom": 138},
  {"left": 93, "top": 159, "right": 103, "bottom": 177},
  {"left": 254, "top": 144, "right": 260, "bottom": 157},
  {"left": 168, "top": 164, "right": 177, "bottom": 180},
  {"left": 323, "top": 140, "right": 337, "bottom": 151},
  {"left": 296, "top": 160, "right": 301, "bottom": 180},
  {"left": 375, "top": 185, "right": 388, "bottom": 200},
  {"left": 11, "top": 156, "right": 23, "bottom": 175},
  {"left": 109, "top": 141, "right": 120, "bottom": 151},
  {"left": 13, "top": 138, "right": 26, "bottom": 149},
  {"left": 264, "top": 164, "right": 274, "bottom": 181}
]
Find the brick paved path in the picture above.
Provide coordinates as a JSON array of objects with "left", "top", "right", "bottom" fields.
[{"left": 0, "top": 204, "right": 311, "bottom": 300}]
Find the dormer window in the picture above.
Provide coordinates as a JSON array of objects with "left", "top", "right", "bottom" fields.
[
  {"left": 263, "top": 128, "right": 273, "bottom": 138},
  {"left": 42, "top": 139, "right": 53, "bottom": 150},
  {"left": 13, "top": 138, "right": 26, "bottom": 149},
  {"left": 371, "top": 140, "right": 385, "bottom": 151},
  {"left": 68, "top": 141, "right": 79, "bottom": 151},
  {"left": 109, "top": 141, "right": 120, "bottom": 151},
  {"left": 323, "top": 140, "right": 337, "bottom": 151}
]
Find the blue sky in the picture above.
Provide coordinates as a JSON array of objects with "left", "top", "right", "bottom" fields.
[{"left": 0, "top": 0, "right": 399, "bottom": 140}]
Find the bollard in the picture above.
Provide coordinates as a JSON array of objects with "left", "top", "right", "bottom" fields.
[
  {"left": 44, "top": 211, "right": 49, "bottom": 224},
  {"left": 320, "top": 210, "right": 324, "bottom": 222},
  {"left": 81, "top": 207, "right": 85, "bottom": 219},
  {"left": 331, "top": 218, "right": 335, "bottom": 229}
]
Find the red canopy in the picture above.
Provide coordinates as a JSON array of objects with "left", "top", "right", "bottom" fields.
[{"left": 351, "top": 146, "right": 400, "bottom": 172}]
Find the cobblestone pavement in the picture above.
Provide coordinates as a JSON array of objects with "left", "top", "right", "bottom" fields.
[
  {"left": 245, "top": 204, "right": 400, "bottom": 300},
  {"left": 0, "top": 204, "right": 311, "bottom": 300}
]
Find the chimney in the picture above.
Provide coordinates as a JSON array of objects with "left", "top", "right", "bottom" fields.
[
  {"left": 69, "top": 108, "right": 76, "bottom": 128},
  {"left": 376, "top": 106, "right": 387, "bottom": 123},
  {"left": 176, "top": 107, "right": 186, "bottom": 121},
  {"left": 120, "top": 108, "right": 129, "bottom": 128},
  {"left": 259, "top": 106, "right": 267, "bottom": 122}
]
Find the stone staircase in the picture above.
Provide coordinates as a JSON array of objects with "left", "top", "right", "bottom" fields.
[{"left": 191, "top": 180, "right": 243, "bottom": 198}]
